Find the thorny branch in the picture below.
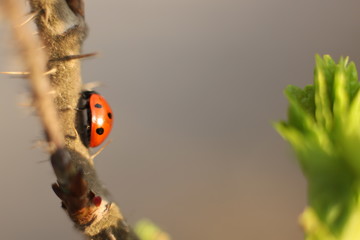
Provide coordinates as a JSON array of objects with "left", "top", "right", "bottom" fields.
[
  {"left": 0, "top": 0, "right": 64, "bottom": 148},
  {"left": 0, "top": 0, "right": 139, "bottom": 239}
]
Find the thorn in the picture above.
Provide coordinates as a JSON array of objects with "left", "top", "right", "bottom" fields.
[
  {"left": 82, "top": 81, "right": 103, "bottom": 91},
  {"left": 47, "top": 89, "right": 60, "bottom": 101},
  {"left": 31, "top": 139, "right": 48, "bottom": 150},
  {"left": 17, "top": 92, "right": 34, "bottom": 108},
  {"left": 106, "top": 233, "right": 116, "bottom": 240},
  {"left": 105, "top": 202, "right": 112, "bottom": 212},
  {"left": 90, "top": 139, "right": 112, "bottom": 161},
  {"left": 48, "top": 90, "right": 56, "bottom": 95},
  {"left": 31, "top": 140, "right": 56, "bottom": 153},
  {"left": 0, "top": 71, "right": 29, "bottom": 75},
  {"left": 0, "top": 68, "right": 56, "bottom": 76},
  {"left": 120, "top": 220, "right": 130, "bottom": 232},
  {"left": 45, "top": 68, "right": 57, "bottom": 75},
  {"left": 37, "top": 159, "right": 50, "bottom": 164},
  {"left": 18, "top": 91, "right": 56, "bottom": 109},
  {"left": 60, "top": 105, "right": 74, "bottom": 112},
  {"left": 73, "top": 126, "right": 80, "bottom": 139},
  {"left": 49, "top": 52, "right": 98, "bottom": 62},
  {"left": 18, "top": 101, "right": 33, "bottom": 107},
  {"left": 19, "top": 10, "right": 40, "bottom": 27}
]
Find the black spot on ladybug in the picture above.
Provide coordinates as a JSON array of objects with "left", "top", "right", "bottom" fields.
[
  {"left": 108, "top": 112, "right": 112, "bottom": 119},
  {"left": 96, "top": 128, "right": 104, "bottom": 135},
  {"left": 95, "top": 103, "right": 102, "bottom": 108}
]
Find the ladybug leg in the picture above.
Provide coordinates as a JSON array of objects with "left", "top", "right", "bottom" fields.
[
  {"left": 89, "top": 140, "right": 112, "bottom": 161},
  {"left": 76, "top": 94, "right": 93, "bottom": 147},
  {"left": 65, "top": 126, "right": 80, "bottom": 140},
  {"left": 75, "top": 106, "right": 87, "bottom": 111},
  {"left": 78, "top": 107, "right": 91, "bottom": 147},
  {"left": 76, "top": 93, "right": 89, "bottom": 111}
]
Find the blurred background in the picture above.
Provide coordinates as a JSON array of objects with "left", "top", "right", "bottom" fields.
[{"left": 1, "top": 0, "right": 360, "bottom": 239}]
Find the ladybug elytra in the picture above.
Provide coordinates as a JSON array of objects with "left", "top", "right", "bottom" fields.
[{"left": 79, "top": 91, "right": 113, "bottom": 147}]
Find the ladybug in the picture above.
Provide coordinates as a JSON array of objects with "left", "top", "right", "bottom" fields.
[{"left": 79, "top": 91, "right": 113, "bottom": 147}]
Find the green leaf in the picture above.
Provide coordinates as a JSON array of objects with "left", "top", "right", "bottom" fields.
[
  {"left": 275, "top": 55, "right": 360, "bottom": 239},
  {"left": 135, "top": 219, "right": 171, "bottom": 240}
]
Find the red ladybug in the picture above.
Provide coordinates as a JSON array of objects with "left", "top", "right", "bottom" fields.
[{"left": 79, "top": 91, "right": 113, "bottom": 147}]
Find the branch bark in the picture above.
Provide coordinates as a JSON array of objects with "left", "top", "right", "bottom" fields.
[{"left": 0, "top": 0, "right": 139, "bottom": 239}]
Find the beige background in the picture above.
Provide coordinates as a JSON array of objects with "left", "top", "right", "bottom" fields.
[{"left": 1, "top": 0, "right": 360, "bottom": 239}]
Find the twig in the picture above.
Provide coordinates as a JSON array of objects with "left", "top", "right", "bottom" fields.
[{"left": 1, "top": 0, "right": 139, "bottom": 239}]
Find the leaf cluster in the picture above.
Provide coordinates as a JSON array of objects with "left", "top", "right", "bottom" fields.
[{"left": 276, "top": 55, "right": 360, "bottom": 239}]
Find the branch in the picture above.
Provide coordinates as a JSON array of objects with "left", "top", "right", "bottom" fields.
[
  {"left": 0, "top": 0, "right": 64, "bottom": 148},
  {"left": 0, "top": 0, "right": 139, "bottom": 239}
]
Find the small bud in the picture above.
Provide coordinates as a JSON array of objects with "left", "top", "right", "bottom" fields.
[{"left": 93, "top": 196, "right": 102, "bottom": 207}]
